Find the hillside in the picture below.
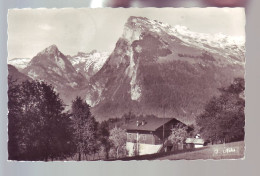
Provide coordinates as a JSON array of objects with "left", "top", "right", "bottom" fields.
[
  {"left": 8, "top": 64, "right": 32, "bottom": 84},
  {"left": 8, "top": 16, "right": 245, "bottom": 123},
  {"left": 69, "top": 50, "right": 110, "bottom": 80},
  {"left": 157, "top": 141, "right": 245, "bottom": 160},
  {"left": 22, "top": 45, "right": 88, "bottom": 104},
  {"left": 84, "top": 16, "right": 245, "bottom": 122}
]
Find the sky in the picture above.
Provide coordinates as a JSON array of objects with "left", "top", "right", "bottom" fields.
[{"left": 8, "top": 8, "right": 245, "bottom": 59}]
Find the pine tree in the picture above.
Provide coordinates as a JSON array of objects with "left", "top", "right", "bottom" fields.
[
  {"left": 71, "top": 96, "right": 97, "bottom": 161},
  {"left": 8, "top": 77, "right": 23, "bottom": 160},
  {"left": 97, "top": 121, "right": 111, "bottom": 159}
]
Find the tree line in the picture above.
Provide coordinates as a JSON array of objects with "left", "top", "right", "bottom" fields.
[
  {"left": 161, "top": 77, "right": 245, "bottom": 146},
  {"left": 8, "top": 78, "right": 127, "bottom": 161},
  {"left": 164, "top": 77, "right": 245, "bottom": 148},
  {"left": 8, "top": 76, "right": 245, "bottom": 160},
  {"left": 196, "top": 77, "right": 245, "bottom": 144}
]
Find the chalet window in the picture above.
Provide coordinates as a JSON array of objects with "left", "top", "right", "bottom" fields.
[
  {"left": 128, "top": 133, "right": 131, "bottom": 139},
  {"left": 142, "top": 134, "right": 146, "bottom": 140}
]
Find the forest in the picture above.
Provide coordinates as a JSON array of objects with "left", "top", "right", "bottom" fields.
[{"left": 8, "top": 77, "right": 245, "bottom": 161}]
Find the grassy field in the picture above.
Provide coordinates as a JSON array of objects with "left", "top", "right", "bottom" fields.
[
  {"left": 63, "top": 141, "right": 245, "bottom": 161},
  {"left": 157, "top": 141, "right": 245, "bottom": 160}
]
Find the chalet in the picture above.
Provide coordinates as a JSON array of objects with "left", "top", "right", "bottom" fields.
[{"left": 125, "top": 118, "right": 190, "bottom": 156}]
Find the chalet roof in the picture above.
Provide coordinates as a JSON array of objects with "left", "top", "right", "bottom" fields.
[
  {"left": 185, "top": 138, "right": 205, "bottom": 145},
  {"left": 125, "top": 118, "right": 178, "bottom": 132}
]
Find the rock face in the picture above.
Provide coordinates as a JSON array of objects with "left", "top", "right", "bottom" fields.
[
  {"left": 22, "top": 45, "right": 88, "bottom": 104},
  {"left": 8, "top": 64, "right": 32, "bottom": 84},
  {"left": 9, "top": 16, "right": 245, "bottom": 123},
  {"left": 85, "top": 16, "right": 245, "bottom": 122},
  {"left": 69, "top": 50, "right": 110, "bottom": 80}
]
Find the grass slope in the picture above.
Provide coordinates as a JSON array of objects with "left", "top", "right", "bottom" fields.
[{"left": 157, "top": 141, "right": 245, "bottom": 160}]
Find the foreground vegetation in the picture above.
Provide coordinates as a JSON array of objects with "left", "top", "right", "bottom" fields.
[
  {"left": 8, "top": 77, "right": 245, "bottom": 161},
  {"left": 196, "top": 78, "right": 245, "bottom": 144},
  {"left": 8, "top": 78, "right": 127, "bottom": 161}
]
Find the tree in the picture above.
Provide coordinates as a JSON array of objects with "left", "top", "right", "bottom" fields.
[
  {"left": 168, "top": 123, "right": 188, "bottom": 151},
  {"left": 8, "top": 79, "right": 73, "bottom": 161},
  {"left": 109, "top": 127, "right": 127, "bottom": 158},
  {"left": 196, "top": 78, "right": 245, "bottom": 144},
  {"left": 97, "top": 121, "right": 111, "bottom": 159},
  {"left": 188, "top": 123, "right": 200, "bottom": 138},
  {"left": 71, "top": 96, "right": 97, "bottom": 161},
  {"left": 8, "top": 78, "right": 23, "bottom": 160},
  {"left": 122, "top": 111, "right": 136, "bottom": 124}
]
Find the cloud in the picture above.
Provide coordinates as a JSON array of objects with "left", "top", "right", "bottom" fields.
[{"left": 38, "top": 24, "right": 52, "bottom": 31}]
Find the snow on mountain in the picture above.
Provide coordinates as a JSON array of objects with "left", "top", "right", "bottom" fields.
[
  {"left": 86, "top": 16, "right": 245, "bottom": 122},
  {"left": 22, "top": 44, "right": 88, "bottom": 104},
  {"left": 122, "top": 16, "right": 245, "bottom": 65},
  {"left": 12, "top": 16, "right": 245, "bottom": 122},
  {"left": 172, "top": 25, "right": 244, "bottom": 47},
  {"left": 169, "top": 25, "right": 245, "bottom": 63},
  {"left": 70, "top": 50, "right": 110, "bottom": 79},
  {"left": 8, "top": 58, "right": 32, "bottom": 70}
]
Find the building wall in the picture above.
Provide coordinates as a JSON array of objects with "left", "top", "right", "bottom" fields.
[
  {"left": 126, "top": 142, "right": 162, "bottom": 156},
  {"left": 127, "top": 132, "right": 155, "bottom": 144},
  {"left": 194, "top": 144, "right": 204, "bottom": 148}
]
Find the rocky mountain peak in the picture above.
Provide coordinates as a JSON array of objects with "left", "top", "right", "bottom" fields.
[
  {"left": 13, "top": 16, "right": 245, "bottom": 123},
  {"left": 122, "top": 16, "right": 151, "bottom": 43},
  {"left": 126, "top": 16, "right": 149, "bottom": 24},
  {"left": 122, "top": 16, "right": 245, "bottom": 62},
  {"left": 89, "top": 49, "right": 98, "bottom": 55},
  {"left": 75, "top": 50, "right": 99, "bottom": 58},
  {"left": 75, "top": 51, "right": 87, "bottom": 57},
  {"left": 38, "top": 44, "right": 60, "bottom": 56},
  {"left": 22, "top": 44, "right": 87, "bottom": 105},
  {"left": 85, "top": 16, "right": 245, "bottom": 121},
  {"left": 70, "top": 50, "right": 110, "bottom": 80}
]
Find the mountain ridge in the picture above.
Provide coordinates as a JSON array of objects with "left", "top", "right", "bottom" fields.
[
  {"left": 69, "top": 50, "right": 110, "bottom": 80},
  {"left": 22, "top": 45, "right": 88, "bottom": 104},
  {"left": 8, "top": 58, "right": 32, "bottom": 71},
  {"left": 84, "top": 16, "right": 245, "bottom": 122},
  {"left": 8, "top": 16, "right": 245, "bottom": 123},
  {"left": 8, "top": 64, "right": 32, "bottom": 84}
]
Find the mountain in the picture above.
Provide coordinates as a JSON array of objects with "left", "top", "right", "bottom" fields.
[
  {"left": 8, "top": 58, "right": 32, "bottom": 71},
  {"left": 69, "top": 50, "right": 110, "bottom": 80},
  {"left": 8, "top": 64, "right": 32, "bottom": 84},
  {"left": 169, "top": 25, "right": 245, "bottom": 63},
  {"left": 85, "top": 16, "right": 245, "bottom": 123},
  {"left": 22, "top": 45, "right": 88, "bottom": 104}
]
